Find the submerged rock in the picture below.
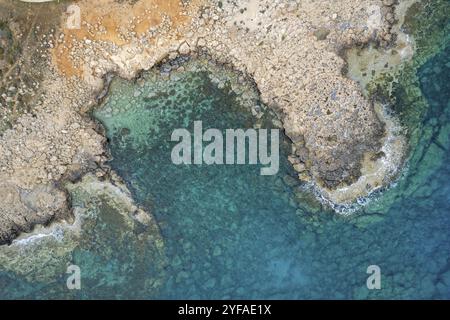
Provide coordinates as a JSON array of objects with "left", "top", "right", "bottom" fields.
[{"left": 0, "top": 173, "right": 166, "bottom": 298}]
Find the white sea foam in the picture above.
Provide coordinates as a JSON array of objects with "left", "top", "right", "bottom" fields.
[
  {"left": 314, "top": 103, "right": 407, "bottom": 215},
  {"left": 12, "top": 226, "right": 65, "bottom": 246}
]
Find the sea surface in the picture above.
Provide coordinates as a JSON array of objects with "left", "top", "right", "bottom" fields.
[{"left": 0, "top": 2, "right": 449, "bottom": 299}]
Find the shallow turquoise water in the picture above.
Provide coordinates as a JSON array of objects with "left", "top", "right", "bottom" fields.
[{"left": 0, "top": 12, "right": 449, "bottom": 299}]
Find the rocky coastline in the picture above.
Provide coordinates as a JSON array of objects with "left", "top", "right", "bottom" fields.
[{"left": 0, "top": 0, "right": 413, "bottom": 244}]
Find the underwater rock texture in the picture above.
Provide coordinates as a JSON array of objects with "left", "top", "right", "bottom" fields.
[{"left": 0, "top": 172, "right": 166, "bottom": 298}]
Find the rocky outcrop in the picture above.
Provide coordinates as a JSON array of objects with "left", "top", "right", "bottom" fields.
[
  {"left": 0, "top": 74, "right": 106, "bottom": 244},
  {"left": 0, "top": 172, "right": 166, "bottom": 292}
]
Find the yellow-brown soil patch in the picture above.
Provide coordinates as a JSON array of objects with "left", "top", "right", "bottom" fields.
[{"left": 52, "top": 0, "right": 202, "bottom": 77}]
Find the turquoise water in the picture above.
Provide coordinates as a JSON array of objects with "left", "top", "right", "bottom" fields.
[{"left": 0, "top": 7, "right": 449, "bottom": 299}]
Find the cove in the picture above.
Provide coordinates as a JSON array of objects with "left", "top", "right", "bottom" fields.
[
  {"left": 94, "top": 57, "right": 314, "bottom": 299},
  {"left": 1, "top": 37, "right": 449, "bottom": 298},
  {"left": 90, "top": 52, "right": 450, "bottom": 299}
]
